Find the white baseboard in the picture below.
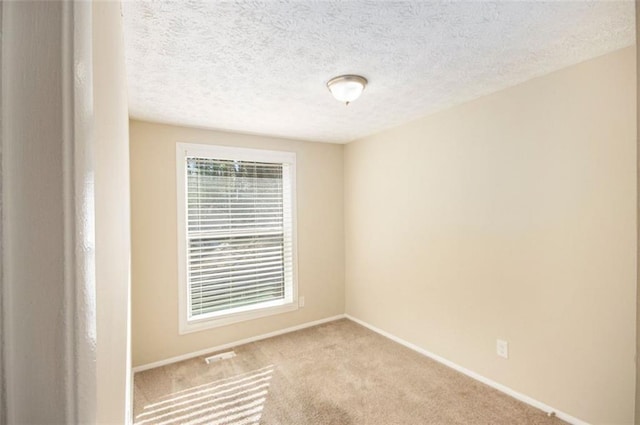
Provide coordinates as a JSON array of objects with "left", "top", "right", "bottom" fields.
[
  {"left": 132, "top": 312, "right": 590, "bottom": 425},
  {"left": 132, "top": 314, "right": 346, "bottom": 373},
  {"left": 345, "top": 314, "right": 590, "bottom": 425}
]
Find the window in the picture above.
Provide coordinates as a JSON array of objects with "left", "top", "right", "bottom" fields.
[{"left": 177, "top": 143, "right": 297, "bottom": 333}]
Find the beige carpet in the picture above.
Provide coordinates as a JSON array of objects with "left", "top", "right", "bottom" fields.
[{"left": 133, "top": 319, "right": 566, "bottom": 425}]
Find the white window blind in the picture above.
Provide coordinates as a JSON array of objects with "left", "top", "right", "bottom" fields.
[{"left": 177, "top": 145, "right": 297, "bottom": 330}]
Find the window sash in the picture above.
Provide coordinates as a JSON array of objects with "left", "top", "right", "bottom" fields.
[{"left": 177, "top": 144, "right": 297, "bottom": 332}]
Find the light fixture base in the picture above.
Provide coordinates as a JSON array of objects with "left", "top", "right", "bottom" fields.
[{"left": 327, "top": 74, "right": 367, "bottom": 105}]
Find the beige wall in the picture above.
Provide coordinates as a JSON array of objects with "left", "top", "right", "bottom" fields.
[
  {"left": 636, "top": 3, "right": 640, "bottom": 424},
  {"left": 94, "top": 2, "right": 132, "bottom": 424},
  {"left": 130, "top": 120, "right": 345, "bottom": 367},
  {"left": 345, "top": 47, "right": 636, "bottom": 424}
]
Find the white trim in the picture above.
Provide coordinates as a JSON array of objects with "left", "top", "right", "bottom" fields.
[
  {"left": 132, "top": 314, "right": 345, "bottom": 373},
  {"left": 345, "top": 315, "right": 590, "bottom": 425},
  {"left": 175, "top": 142, "right": 299, "bottom": 334},
  {"left": 181, "top": 302, "right": 299, "bottom": 334},
  {"left": 179, "top": 142, "right": 296, "bottom": 165},
  {"left": 132, "top": 312, "right": 589, "bottom": 425}
]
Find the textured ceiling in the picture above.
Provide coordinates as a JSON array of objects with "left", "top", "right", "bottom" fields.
[{"left": 122, "top": 1, "right": 635, "bottom": 143}]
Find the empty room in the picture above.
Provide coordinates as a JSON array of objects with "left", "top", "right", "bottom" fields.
[{"left": 1, "top": 1, "right": 638, "bottom": 425}]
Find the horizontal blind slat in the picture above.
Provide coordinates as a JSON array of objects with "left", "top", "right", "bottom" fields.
[
  {"left": 192, "top": 280, "right": 285, "bottom": 301},
  {"left": 193, "top": 290, "right": 286, "bottom": 314},
  {"left": 185, "top": 156, "right": 292, "bottom": 319},
  {"left": 188, "top": 245, "right": 284, "bottom": 261},
  {"left": 190, "top": 268, "right": 284, "bottom": 283}
]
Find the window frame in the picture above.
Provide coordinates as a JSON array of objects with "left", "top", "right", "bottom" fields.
[{"left": 176, "top": 142, "right": 298, "bottom": 334}]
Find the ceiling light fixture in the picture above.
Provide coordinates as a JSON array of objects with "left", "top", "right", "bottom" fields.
[{"left": 327, "top": 75, "right": 367, "bottom": 105}]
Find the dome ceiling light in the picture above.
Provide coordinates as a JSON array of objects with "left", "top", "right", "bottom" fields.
[{"left": 326, "top": 75, "right": 368, "bottom": 105}]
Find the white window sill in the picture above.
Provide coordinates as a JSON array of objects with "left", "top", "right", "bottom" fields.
[{"left": 179, "top": 301, "right": 299, "bottom": 334}]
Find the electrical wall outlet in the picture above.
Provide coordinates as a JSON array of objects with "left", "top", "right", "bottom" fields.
[
  {"left": 496, "top": 339, "right": 509, "bottom": 359},
  {"left": 298, "top": 296, "right": 305, "bottom": 307}
]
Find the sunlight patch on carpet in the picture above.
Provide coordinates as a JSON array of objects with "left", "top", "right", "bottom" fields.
[{"left": 134, "top": 365, "right": 275, "bottom": 425}]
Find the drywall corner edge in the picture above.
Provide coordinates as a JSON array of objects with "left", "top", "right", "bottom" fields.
[{"left": 2, "top": 2, "right": 97, "bottom": 422}]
